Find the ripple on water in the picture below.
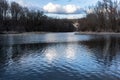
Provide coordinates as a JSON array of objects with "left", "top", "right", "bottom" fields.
[{"left": 0, "top": 33, "right": 120, "bottom": 80}]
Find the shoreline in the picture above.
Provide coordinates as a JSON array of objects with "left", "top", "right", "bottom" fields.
[
  {"left": 1, "top": 31, "right": 120, "bottom": 35},
  {"left": 75, "top": 32, "right": 120, "bottom": 35}
]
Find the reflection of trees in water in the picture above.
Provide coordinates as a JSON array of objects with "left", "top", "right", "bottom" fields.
[
  {"left": 80, "top": 36, "right": 120, "bottom": 66},
  {"left": 0, "top": 46, "right": 9, "bottom": 66},
  {"left": 103, "top": 37, "right": 119, "bottom": 66},
  {"left": 0, "top": 43, "right": 48, "bottom": 63},
  {"left": 0, "top": 43, "right": 68, "bottom": 64}
]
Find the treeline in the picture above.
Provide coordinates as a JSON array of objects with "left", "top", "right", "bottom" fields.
[
  {"left": 0, "top": 0, "right": 75, "bottom": 33},
  {"left": 78, "top": 0, "right": 120, "bottom": 32}
]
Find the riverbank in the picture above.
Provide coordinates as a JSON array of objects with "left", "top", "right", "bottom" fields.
[
  {"left": 0, "top": 31, "right": 74, "bottom": 35},
  {"left": 1, "top": 31, "right": 120, "bottom": 36},
  {"left": 75, "top": 32, "right": 120, "bottom": 35},
  {"left": 0, "top": 31, "right": 49, "bottom": 35}
]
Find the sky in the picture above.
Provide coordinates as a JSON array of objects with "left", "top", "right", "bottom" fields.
[{"left": 8, "top": 0, "right": 101, "bottom": 19}]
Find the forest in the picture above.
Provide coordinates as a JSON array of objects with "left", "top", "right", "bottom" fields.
[
  {"left": 0, "top": 0, "right": 120, "bottom": 33},
  {"left": 0, "top": 0, "right": 75, "bottom": 33},
  {"left": 78, "top": 0, "right": 120, "bottom": 32}
]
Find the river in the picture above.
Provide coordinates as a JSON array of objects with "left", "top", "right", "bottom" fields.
[{"left": 0, "top": 32, "right": 120, "bottom": 80}]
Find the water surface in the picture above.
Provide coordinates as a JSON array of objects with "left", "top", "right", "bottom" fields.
[{"left": 0, "top": 33, "right": 120, "bottom": 80}]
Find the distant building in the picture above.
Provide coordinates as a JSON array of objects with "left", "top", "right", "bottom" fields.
[{"left": 73, "top": 22, "right": 79, "bottom": 31}]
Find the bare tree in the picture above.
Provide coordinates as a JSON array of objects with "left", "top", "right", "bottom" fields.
[
  {"left": 10, "top": 2, "right": 22, "bottom": 21},
  {"left": 87, "top": 0, "right": 119, "bottom": 32},
  {"left": 0, "top": 0, "right": 8, "bottom": 20}
]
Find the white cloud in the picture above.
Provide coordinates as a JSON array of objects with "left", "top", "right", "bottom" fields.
[
  {"left": 43, "top": 2, "right": 84, "bottom": 14},
  {"left": 63, "top": 4, "right": 80, "bottom": 13},
  {"left": 43, "top": 3, "right": 62, "bottom": 13}
]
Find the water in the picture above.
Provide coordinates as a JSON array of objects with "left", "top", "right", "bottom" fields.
[{"left": 0, "top": 33, "right": 120, "bottom": 80}]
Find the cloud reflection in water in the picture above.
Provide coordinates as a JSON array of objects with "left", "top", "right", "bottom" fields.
[{"left": 45, "top": 47, "right": 57, "bottom": 63}]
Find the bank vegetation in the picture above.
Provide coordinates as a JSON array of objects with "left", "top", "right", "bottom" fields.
[
  {"left": 78, "top": 0, "right": 120, "bottom": 32},
  {"left": 0, "top": 0, "right": 75, "bottom": 33}
]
